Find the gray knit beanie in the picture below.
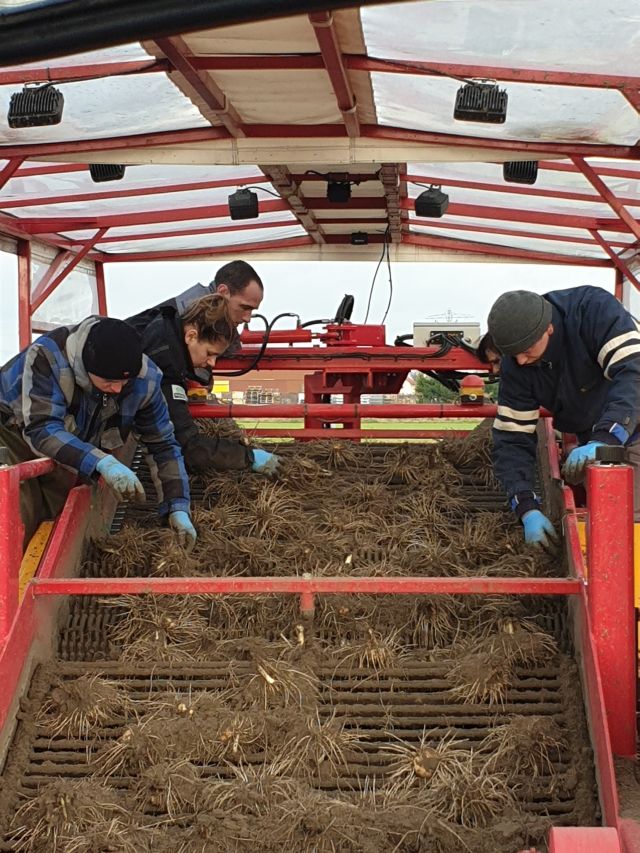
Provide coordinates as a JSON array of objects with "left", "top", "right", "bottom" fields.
[{"left": 487, "top": 291, "right": 552, "bottom": 356}]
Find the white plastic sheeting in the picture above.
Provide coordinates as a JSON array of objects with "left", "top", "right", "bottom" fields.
[{"left": 361, "top": 1, "right": 640, "bottom": 76}]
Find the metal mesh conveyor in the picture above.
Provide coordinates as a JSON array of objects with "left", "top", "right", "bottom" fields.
[{"left": 0, "top": 440, "right": 597, "bottom": 852}]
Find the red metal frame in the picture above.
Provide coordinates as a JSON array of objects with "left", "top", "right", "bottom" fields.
[
  {"left": 309, "top": 11, "right": 359, "bottom": 137},
  {"left": 0, "top": 457, "right": 54, "bottom": 643},
  {"left": 17, "top": 238, "right": 31, "bottom": 349},
  {"left": 586, "top": 460, "right": 636, "bottom": 757}
]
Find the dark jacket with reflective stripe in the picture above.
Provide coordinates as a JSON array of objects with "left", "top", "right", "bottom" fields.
[
  {"left": 125, "top": 305, "right": 253, "bottom": 474},
  {"left": 492, "top": 286, "right": 640, "bottom": 500}
]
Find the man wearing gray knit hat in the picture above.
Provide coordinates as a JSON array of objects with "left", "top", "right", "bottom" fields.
[{"left": 487, "top": 286, "right": 640, "bottom": 551}]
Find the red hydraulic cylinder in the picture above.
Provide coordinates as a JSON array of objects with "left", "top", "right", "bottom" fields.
[{"left": 586, "top": 454, "right": 636, "bottom": 758}]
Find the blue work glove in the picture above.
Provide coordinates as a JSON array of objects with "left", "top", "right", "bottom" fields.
[
  {"left": 251, "top": 448, "right": 281, "bottom": 476},
  {"left": 522, "top": 510, "right": 559, "bottom": 552},
  {"left": 561, "top": 441, "right": 606, "bottom": 485},
  {"left": 96, "top": 456, "right": 145, "bottom": 502},
  {"left": 169, "top": 511, "right": 197, "bottom": 552}
]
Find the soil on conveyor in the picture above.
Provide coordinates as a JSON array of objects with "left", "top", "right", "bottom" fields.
[{"left": 0, "top": 428, "right": 598, "bottom": 853}]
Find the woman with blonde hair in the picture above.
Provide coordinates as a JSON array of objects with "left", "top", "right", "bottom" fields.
[{"left": 126, "top": 294, "right": 278, "bottom": 475}]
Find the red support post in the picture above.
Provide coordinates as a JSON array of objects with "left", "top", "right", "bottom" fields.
[
  {"left": 0, "top": 460, "right": 23, "bottom": 645},
  {"left": 586, "top": 458, "right": 636, "bottom": 758},
  {"left": 16, "top": 239, "right": 31, "bottom": 349},
  {"left": 95, "top": 261, "right": 108, "bottom": 315}
]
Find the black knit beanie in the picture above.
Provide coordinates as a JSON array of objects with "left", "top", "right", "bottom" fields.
[
  {"left": 82, "top": 319, "right": 143, "bottom": 380},
  {"left": 487, "top": 291, "right": 552, "bottom": 356}
]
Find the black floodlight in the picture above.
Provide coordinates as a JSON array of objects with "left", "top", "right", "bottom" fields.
[
  {"left": 414, "top": 185, "right": 449, "bottom": 218},
  {"left": 89, "top": 164, "right": 126, "bottom": 183},
  {"left": 327, "top": 180, "right": 351, "bottom": 203},
  {"left": 228, "top": 188, "right": 259, "bottom": 220},
  {"left": 8, "top": 84, "right": 64, "bottom": 128},
  {"left": 350, "top": 231, "right": 369, "bottom": 245},
  {"left": 503, "top": 160, "right": 538, "bottom": 185},
  {"left": 453, "top": 82, "right": 507, "bottom": 124}
]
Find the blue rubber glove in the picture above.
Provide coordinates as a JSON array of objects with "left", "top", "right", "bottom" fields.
[
  {"left": 561, "top": 441, "right": 606, "bottom": 485},
  {"left": 95, "top": 456, "right": 145, "bottom": 502},
  {"left": 251, "top": 448, "right": 280, "bottom": 476},
  {"left": 169, "top": 511, "right": 197, "bottom": 552},
  {"left": 522, "top": 510, "right": 559, "bottom": 552}
]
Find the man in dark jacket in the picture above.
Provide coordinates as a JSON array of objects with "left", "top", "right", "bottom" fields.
[
  {"left": 487, "top": 286, "right": 640, "bottom": 550},
  {"left": 160, "top": 259, "right": 264, "bottom": 357},
  {"left": 126, "top": 294, "right": 279, "bottom": 476},
  {"left": 0, "top": 317, "right": 196, "bottom": 549}
]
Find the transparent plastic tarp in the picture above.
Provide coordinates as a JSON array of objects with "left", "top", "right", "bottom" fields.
[
  {"left": 31, "top": 245, "right": 97, "bottom": 326},
  {"left": 0, "top": 72, "right": 208, "bottom": 145},
  {"left": 409, "top": 222, "right": 607, "bottom": 259},
  {"left": 361, "top": 1, "right": 640, "bottom": 76},
  {"left": 371, "top": 73, "right": 639, "bottom": 146},
  {"left": 97, "top": 224, "right": 308, "bottom": 255},
  {"left": 6, "top": 179, "right": 280, "bottom": 219},
  {"left": 58, "top": 208, "right": 299, "bottom": 242}
]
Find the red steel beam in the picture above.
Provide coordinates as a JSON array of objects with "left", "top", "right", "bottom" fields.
[
  {"left": 30, "top": 229, "right": 107, "bottom": 313},
  {"left": 99, "top": 235, "right": 314, "bottom": 262},
  {"left": 405, "top": 232, "right": 611, "bottom": 267},
  {"left": 16, "top": 198, "right": 289, "bottom": 233},
  {"left": 31, "top": 576, "right": 582, "bottom": 597},
  {"left": 260, "top": 165, "right": 325, "bottom": 244},
  {"left": 0, "top": 123, "right": 638, "bottom": 161},
  {"left": 189, "top": 403, "right": 510, "bottom": 419},
  {"left": 192, "top": 53, "right": 640, "bottom": 91},
  {"left": 309, "top": 11, "right": 359, "bottom": 137},
  {"left": 586, "top": 461, "right": 636, "bottom": 758},
  {"left": 0, "top": 174, "right": 265, "bottom": 209},
  {"left": 57, "top": 217, "right": 298, "bottom": 247},
  {"left": 589, "top": 231, "right": 640, "bottom": 290},
  {"left": 0, "top": 126, "right": 230, "bottom": 158},
  {"left": 405, "top": 170, "right": 640, "bottom": 208},
  {"left": 0, "top": 158, "right": 23, "bottom": 191},
  {"left": 406, "top": 198, "right": 631, "bottom": 233},
  {"left": 573, "top": 156, "right": 640, "bottom": 243},
  {"left": 16, "top": 239, "right": 31, "bottom": 349},
  {"left": 0, "top": 58, "right": 168, "bottom": 85},
  {"left": 95, "top": 261, "right": 107, "bottom": 315},
  {"left": 360, "top": 124, "right": 640, "bottom": 162},
  {"left": 153, "top": 36, "right": 245, "bottom": 137},
  {"left": 379, "top": 163, "right": 405, "bottom": 242},
  {"left": 411, "top": 219, "right": 631, "bottom": 249},
  {"left": 539, "top": 160, "right": 640, "bottom": 181}
]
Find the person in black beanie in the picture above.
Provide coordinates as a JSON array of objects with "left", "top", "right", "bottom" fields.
[
  {"left": 0, "top": 316, "right": 196, "bottom": 550},
  {"left": 487, "top": 286, "right": 640, "bottom": 551}
]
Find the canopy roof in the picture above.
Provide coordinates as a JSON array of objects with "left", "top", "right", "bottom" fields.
[{"left": 0, "top": 0, "right": 639, "bottom": 279}]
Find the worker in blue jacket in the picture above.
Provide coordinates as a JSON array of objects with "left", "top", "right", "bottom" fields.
[
  {"left": 0, "top": 317, "right": 196, "bottom": 550},
  {"left": 487, "top": 286, "right": 640, "bottom": 551}
]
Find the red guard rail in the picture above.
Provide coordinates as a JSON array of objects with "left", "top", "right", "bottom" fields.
[
  {"left": 0, "top": 456, "right": 54, "bottom": 643},
  {"left": 0, "top": 424, "right": 637, "bottom": 850}
]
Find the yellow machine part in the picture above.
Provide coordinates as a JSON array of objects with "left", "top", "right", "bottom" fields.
[{"left": 18, "top": 521, "right": 54, "bottom": 601}]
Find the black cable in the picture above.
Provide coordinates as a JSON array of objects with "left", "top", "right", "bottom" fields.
[
  {"left": 213, "top": 312, "right": 297, "bottom": 377},
  {"left": 299, "top": 318, "right": 330, "bottom": 329},
  {"left": 363, "top": 226, "right": 389, "bottom": 325},
  {"left": 242, "top": 185, "right": 282, "bottom": 198},
  {"left": 0, "top": 0, "right": 409, "bottom": 67},
  {"left": 380, "top": 234, "right": 393, "bottom": 324}
]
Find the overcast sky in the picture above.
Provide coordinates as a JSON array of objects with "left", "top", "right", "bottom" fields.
[{"left": 0, "top": 253, "right": 614, "bottom": 364}]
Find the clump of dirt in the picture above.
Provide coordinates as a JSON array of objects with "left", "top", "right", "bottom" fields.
[
  {"left": 8, "top": 779, "right": 127, "bottom": 852},
  {"left": 36, "top": 673, "right": 133, "bottom": 739}
]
